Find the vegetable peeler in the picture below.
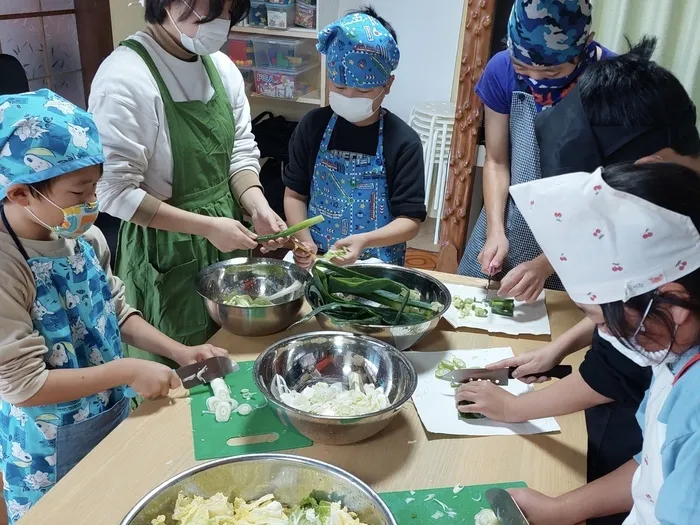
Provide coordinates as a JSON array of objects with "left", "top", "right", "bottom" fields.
[{"left": 176, "top": 357, "right": 239, "bottom": 390}]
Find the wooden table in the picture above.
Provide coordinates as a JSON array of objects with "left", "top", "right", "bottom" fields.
[{"left": 22, "top": 274, "right": 587, "bottom": 524}]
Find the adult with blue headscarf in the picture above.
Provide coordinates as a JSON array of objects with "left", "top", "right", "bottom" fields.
[
  {"left": 458, "top": 0, "right": 613, "bottom": 301},
  {"left": 283, "top": 7, "right": 426, "bottom": 268}
]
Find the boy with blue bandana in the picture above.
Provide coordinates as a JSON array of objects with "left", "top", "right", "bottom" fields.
[
  {"left": 0, "top": 90, "right": 226, "bottom": 523},
  {"left": 283, "top": 7, "right": 426, "bottom": 268}
]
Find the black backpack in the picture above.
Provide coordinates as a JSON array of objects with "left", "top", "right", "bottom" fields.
[{"left": 251, "top": 112, "right": 298, "bottom": 221}]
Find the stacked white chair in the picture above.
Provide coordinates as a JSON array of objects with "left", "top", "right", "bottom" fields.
[{"left": 408, "top": 102, "right": 456, "bottom": 244}]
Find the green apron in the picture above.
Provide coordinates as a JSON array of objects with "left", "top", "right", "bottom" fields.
[{"left": 115, "top": 40, "right": 247, "bottom": 366}]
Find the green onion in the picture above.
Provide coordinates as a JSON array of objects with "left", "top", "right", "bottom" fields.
[
  {"left": 291, "top": 260, "right": 442, "bottom": 328},
  {"left": 256, "top": 215, "right": 325, "bottom": 243}
]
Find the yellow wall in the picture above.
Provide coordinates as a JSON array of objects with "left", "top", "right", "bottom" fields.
[{"left": 110, "top": 0, "right": 145, "bottom": 46}]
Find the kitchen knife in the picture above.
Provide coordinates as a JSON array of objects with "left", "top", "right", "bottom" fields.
[
  {"left": 439, "top": 365, "right": 572, "bottom": 385},
  {"left": 176, "top": 356, "right": 239, "bottom": 389},
  {"left": 485, "top": 488, "right": 530, "bottom": 525}
]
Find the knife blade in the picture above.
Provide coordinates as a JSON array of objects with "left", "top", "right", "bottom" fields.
[
  {"left": 486, "top": 488, "right": 529, "bottom": 525},
  {"left": 439, "top": 365, "right": 572, "bottom": 385},
  {"left": 176, "top": 356, "right": 239, "bottom": 389}
]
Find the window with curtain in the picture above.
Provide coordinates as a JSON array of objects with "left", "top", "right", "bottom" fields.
[
  {"left": 592, "top": 0, "right": 700, "bottom": 130},
  {"left": 0, "top": 0, "right": 85, "bottom": 107}
]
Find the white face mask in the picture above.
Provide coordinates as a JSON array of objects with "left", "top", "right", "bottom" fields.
[
  {"left": 329, "top": 89, "right": 385, "bottom": 124},
  {"left": 167, "top": 4, "right": 229, "bottom": 56}
]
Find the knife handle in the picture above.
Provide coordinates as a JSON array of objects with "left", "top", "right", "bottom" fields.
[{"left": 515, "top": 365, "right": 572, "bottom": 380}]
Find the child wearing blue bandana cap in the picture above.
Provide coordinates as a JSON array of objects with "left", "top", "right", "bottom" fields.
[
  {"left": 283, "top": 7, "right": 426, "bottom": 268},
  {"left": 0, "top": 90, "right": 227, "bottom": 523},
  {"left": 458, "top": 0, "right": 614, "bottom": 301}
]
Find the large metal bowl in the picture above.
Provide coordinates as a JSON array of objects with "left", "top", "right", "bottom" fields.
[
  {"left": 197, "top": 257, "right": 310, "bottom": 337},
  {"left": 121, "top": 454, "right": 397, "bottom": 525},
  {"left": 305, "top": 264, "right": 451, "bottom": 350},
  {"left": 254, "top": 331, "right": 417, "bottom": 445}
]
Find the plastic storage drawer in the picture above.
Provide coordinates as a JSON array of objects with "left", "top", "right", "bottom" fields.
[
  {"left": 227, "top": 36, "right": 255, "bottom": 67},
  {"left": 295, "top": 1, "right": 316, "bottom": 29},
  {"left": 248, "top": 1, "right": 267, "bottom": 27},
  {"left": 266, "top": 3, "right": 295, "bottom": 29},
  {"left": 252, "top": 36, "right": 318, "bottom": 71},
  {"left": 253, "top": 64, "right": 318, "bottom": 99}
]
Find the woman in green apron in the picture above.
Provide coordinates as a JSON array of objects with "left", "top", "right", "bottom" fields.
[{"left": 89, "top": 0, "right": 284, "bottom": 362}]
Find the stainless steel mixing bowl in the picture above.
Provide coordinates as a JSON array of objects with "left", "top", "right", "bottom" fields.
[
  {"left": 121, "top": 454, "right": 397, "bottom": 525},
  {"left": 254, "top": 331, "right": 417, "bottom": 445},
  {"left": 305, "top": 264, "right": 451, "bottom": 350},
  {"left": 197, "top": 257, "right": 310, "bottom": 337}
]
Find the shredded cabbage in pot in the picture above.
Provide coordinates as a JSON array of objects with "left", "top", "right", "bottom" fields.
[{"left": 279, "top": 382, "right": 389, "bottom": 417}]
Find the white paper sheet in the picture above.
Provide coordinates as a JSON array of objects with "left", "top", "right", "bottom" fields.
[
  {"left": 282, "top": 251, "right": 384, "bottom": 270},
  {"left": 443, "top": 283, "right": 551, "bottom": 335},
  {"left": 405, "top": 348, "right": 561, "bottom": 436}
]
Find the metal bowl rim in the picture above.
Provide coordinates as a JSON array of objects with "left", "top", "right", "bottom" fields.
[
  {"left": 119, "top": 453, "right": 398, "bottom": 525},
  {"left": 197, "top": 257, "right": 310, "bottom": 309},
  {"left": 305, "top": 263, "right": 451, "bottom": 328},
  {"left": 253, "top": 330, "right": 418, "bottom": 422}
]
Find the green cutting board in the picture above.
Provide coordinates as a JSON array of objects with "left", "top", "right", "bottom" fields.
[
  {"left": 190, "top": 361, "right": 312, "bottom": 460},
  {"left": 381, "top": 482, "right": 527, "bottom": 524}
]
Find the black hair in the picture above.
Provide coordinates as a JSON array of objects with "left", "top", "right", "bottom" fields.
[
  {"left": 600, "top": 162, "right": 700, "bottom": 349},
  {"left": 145, "top": 0, "right": 250, "bottom": 27},
  {"left": 28, "top": 179, "right": 57, "bottom": 197},
  {"left": 579, "top": 36, "right": 700, "bottom": 157},
  {"left": 347, "top": 6, "right": 398, "bottom": 43}
]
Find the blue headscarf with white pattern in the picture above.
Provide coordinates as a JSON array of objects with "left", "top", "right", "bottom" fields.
[
  {"left": 508, "top": 0, "right": 593, "bottom": 67},
  {"left": 317, "top": 12, "right": 400, "bottom": 88},
  {"left": 0, "top": 89, "right": 104, "bottom": 201}
]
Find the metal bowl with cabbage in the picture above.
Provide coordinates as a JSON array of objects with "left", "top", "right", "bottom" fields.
[
  {"left": 254, "top": 331, "right": 417, "bottom": 445},
  {"left": 121, "top": 454, "right": 397, "bottom": 525}
]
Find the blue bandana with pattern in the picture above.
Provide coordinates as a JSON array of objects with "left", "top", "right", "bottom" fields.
[
  {"left": 0, "top": 89, "right": 104, "bottom": 201},
  {"left": 317, "top": 12, "right": 400, "bottom": 89},
  {"left": 507, "top": 0, "right": 593, "bottom": 67}
]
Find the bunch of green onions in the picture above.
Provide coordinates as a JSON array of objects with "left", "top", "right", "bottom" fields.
[{"left": 296, "top": 260, "right": 443, "bottom": 326}]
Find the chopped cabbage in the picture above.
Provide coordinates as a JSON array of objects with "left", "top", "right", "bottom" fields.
[
  {"left": 151, "top": 492, "right": 235, "bottom": 525},
  {"left": 474, "top": 508, "right": 500, "bottom": 525},
  {"left": 233, "top": 494, "right": 288, "bottom": 525},
  {"left": 279, "top": 381, "right": 389, "bottom": 417},
  {"left": 223, "top": 294, "right": 272, "bottom": 307},
  {"left": 151, "top": 493, "right": 370, "bottom": 525}
]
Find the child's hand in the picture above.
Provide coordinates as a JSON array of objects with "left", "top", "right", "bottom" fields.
[
  {"left": 330, "top": 235, "right": 367, "bottom": 265},
  {"left": 125, "top": 359, "right": 180, "bottom": 400},
  {"left": 455, "top": 380, "right": 520, "bottom": 422},
  {"left": 486, "top": 344, "right": 562, "bottom": 384},
  {"left": 172, "top": 344, "right": 229, "bottom": 367},
  {"left": 508, "top": 488, "right": 566, "bottom": 525},
  {"left": 292, "top": 239, "right": 318, "bottom": 269}
]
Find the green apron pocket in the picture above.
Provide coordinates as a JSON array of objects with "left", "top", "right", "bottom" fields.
[{"left": 147, "top": 258, "right": 208, "bottom": 339}]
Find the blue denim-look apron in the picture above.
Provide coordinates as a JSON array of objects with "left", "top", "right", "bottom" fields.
[
  {"left": 308, "top": 111, "right": 405, "bottom": 265},
  {"left": 0, "top": 205, "right": 129, "bottom": 524},
  {"left": 458, "top": 80, "right": 563, "bottom": 290}
]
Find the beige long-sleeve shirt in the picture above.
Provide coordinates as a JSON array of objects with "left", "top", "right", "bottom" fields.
[
  {"left": 89, "top": 27, "right": 262, "bottom": 226},
  {"left": 0, "top": 227, "right": 137, "bottom": 405}
]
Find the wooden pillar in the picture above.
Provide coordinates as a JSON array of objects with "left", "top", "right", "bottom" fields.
[
  {"left": 437, "top": 0, "right": 496, "bottom": 273},
  {"left": 75, "top": 0, "right": 115, "bottom": 101}
]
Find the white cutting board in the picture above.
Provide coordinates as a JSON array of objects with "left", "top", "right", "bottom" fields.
[
  {"left": 443, "top": 284, "right": 551, "bottom": 336},
  {"left": 405, "top": 348, "right": 561, "bottom": 436}
]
